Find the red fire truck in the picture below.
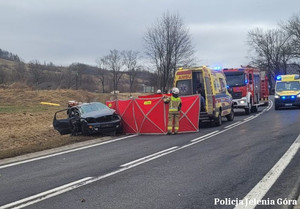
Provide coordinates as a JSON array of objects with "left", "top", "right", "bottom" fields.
[{"left": 223, "top": 67, "right": 269, "bottom": 115}]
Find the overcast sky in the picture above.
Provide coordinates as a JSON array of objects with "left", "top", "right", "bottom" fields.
[{"left": 0, "top": 0, "right": 299, "bottom": 68}]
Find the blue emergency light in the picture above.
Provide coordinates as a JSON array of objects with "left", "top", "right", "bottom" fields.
[
  {"left": 214, "top": 66, "right": 222, "bottom": 70},
  {"left": 282, "top": 96, "right": 286, "bottom": 99},
  {"left": 276, "top": 75, "right": 282, "bottom": 81},
  {"left": 291, "top": 96, "right": 296, "bottom": 99}
]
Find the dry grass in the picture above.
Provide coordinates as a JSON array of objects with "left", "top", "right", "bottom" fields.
[{"left": 0, "top": 88, "right": 141, "bottom": 159}]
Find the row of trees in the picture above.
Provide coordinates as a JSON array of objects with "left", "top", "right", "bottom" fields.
[
  {"left": 96, "top": 50, "right": 140, "bottom": 94},
  {"left": 0, "top": 60, "right": 99, "bottom": 91},
  {"left": 0, "top": 48, "right": 21, "bottom": 62},
  {"left": 0, "top": 56, "right": 156, "bottom": 93},
  {"left": 248, "top": 13, "right": 300, "bottom": 90}
]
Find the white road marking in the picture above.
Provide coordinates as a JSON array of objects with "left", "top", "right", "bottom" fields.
[
  {"left": 190, "top": 131, "right": 219, "bottom": 142},
  {"left": 0, "top": 177, "right": 92, "bottom": 209},
  {"left": 224, "top": 122, "right": 242, "bottom": 129},
  {"left": 183, "top": 129, "right": 227, "bottom": 148},
  {"left": 0, "top": 135, "right": 138, "bottom": 170},
  {"left": 265, "top": 100, "right": 273, "bottom": 111},
  {"left": 243, "top": 116, "right": 255, "bottom": 121},
  {"left": 0, "top": 102, "right": 273, "bottom": 208},
  {"left": 120, "top": 146, "right": 179, "bottom": 167},
  {"left": 234, "top": 133, "right": 300, "bottom": 209}
]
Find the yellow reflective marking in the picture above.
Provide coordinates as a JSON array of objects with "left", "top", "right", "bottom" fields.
[{"left": 144, "top": 101, "right": 152, "bottom": 105}]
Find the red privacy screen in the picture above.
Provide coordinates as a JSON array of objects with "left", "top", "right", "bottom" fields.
[{"left": 106, "top": 95, "right": 200, "bottom": 134}]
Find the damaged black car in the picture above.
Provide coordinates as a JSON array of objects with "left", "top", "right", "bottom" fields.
[{"left": 53, "top": 102, "right": 122, "bottom": 136}]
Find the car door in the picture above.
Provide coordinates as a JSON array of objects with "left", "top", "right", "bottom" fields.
[{"left": 53, "top": 109, "right": 72, "bottom": 135}]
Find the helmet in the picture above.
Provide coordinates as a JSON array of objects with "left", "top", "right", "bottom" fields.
[
  {"left": 156, "top": 89, "right": 162, "bottom": 94},
  {"left": 171, "top": 87, "right": 179, "bottom": 95}
]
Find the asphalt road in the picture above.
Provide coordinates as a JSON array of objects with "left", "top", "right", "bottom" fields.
[{"left": 0, "top": 98, "right": 299, "bottom": 209}]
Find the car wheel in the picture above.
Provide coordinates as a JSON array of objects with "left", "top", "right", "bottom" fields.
[
  {"left": 226, "top": 109, "right": 234, "bottom": 121},
  {"left": 245, "top": 107, "right": 250, "bottom": 115},
  {"left": 275, "top": 105, "right": 280, "bottom": 110},
  {"left": 215, "top": 112, "right": 222, "bottom": 126},
  {"left": 251, "top": 105, "right": 258, "bottom": 113},
  {"left": 245, "top": 100, "right": 252, "bottom": 115}
]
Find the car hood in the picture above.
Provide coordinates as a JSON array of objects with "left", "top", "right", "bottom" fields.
[{"left": 81, "top": 108, "right": 115, "bottom": 118}]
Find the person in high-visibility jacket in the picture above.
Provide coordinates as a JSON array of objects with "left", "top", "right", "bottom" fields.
[{"left": 164, "top": 87, "right": 182, "bottom": 134}]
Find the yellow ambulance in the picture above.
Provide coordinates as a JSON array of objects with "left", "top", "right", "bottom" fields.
[
  {"left": 274, "top": 74, "right": 300, "bottom": 110},
  {"left": 174, "top": 66, "right": 234, "bottom": 126}
]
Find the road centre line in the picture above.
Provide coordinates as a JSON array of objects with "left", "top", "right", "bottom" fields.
[
  {"left": 243, "top": 116, "right": 255, "bottom": 121},
  {"left": 190, "top": 131, "right": 219, "bottom": 142},
  {"left": 120, "top": 146, "right": 179, "bottom": 167},
  {"left": 243, "top": 117, "right": 256, "bottom": 122},
  {"left": 265, "top": 100, "right": 273, "bottom": 111},
  {"left": 0, "top": 102, "right": 273, "bottom": 209},
  {"left": 234, "top": 133, "right": 300, "bottom": 209},
  {"left": 225, "top": 117, "right": 255, "bottom": 130},
  {"left": 0, "top": 135, "right": 138, "bottom": 170},
  {"left": 224, "top": 121, "right": 242, "bottom": 129},
  {"left": 224, "top": 101, "right": 272, "bottom": 131},
  {"left": 0, "top": 177, "right": 92, "bottom": 209}
]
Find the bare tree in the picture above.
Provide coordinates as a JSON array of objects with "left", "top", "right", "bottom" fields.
[
  {"left": 0, "top": 65, "right": 7, "bottom": 84},
  {"left": 101, "top": 49, "right": 125, "bottom": 92},
  {"left": 282, "top": 13, "right": 300, "bottom": 59},
  {"left": 123, "top": 50, "right": 139, "bottom": 95},
  {"left": 144, "top": 12, "right": 195, "bottom": 91},
  {"left": 282, "top": 13, "right": 300, "bottom": 76},
  {"left": 28, "top": 60, "right": 44, "bottom": 87},
  {"left": 54, "top": 70, "right": 66, "bottom": 89},
  {"left": 248, "top": 28, "right": 292, "bottom": 91},
  {"left": 69, "top": 63, "right": 86, "bottom": 90},
  {"left": 96, "top": 57, "right": 108, "bottom": 93},
  {"left": 15, "top": 62, "right": 27, "bottom": 82},
  {"left": 61, "top": 67, "right": 75, "bottom": 89}
]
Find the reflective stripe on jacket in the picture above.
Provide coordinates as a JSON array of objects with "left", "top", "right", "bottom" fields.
[{"left": 169, "top": 96, "right": 182, "bottom": 112}]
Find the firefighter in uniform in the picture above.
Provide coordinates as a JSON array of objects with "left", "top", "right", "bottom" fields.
[{"left": 164, "top": 87, "right": 182, "bottom": 134}]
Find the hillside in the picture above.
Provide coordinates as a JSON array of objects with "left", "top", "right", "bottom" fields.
[{"left": 0, "top": 57, "right": 157, "bottom": 93}]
